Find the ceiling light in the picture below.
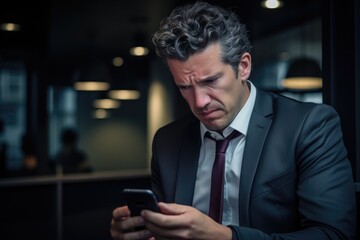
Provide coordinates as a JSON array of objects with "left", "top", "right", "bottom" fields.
[
  {"left": 108, "top": 90, "right": 141, "bottom": 100},
  {"left": 73, "top": 60, "right": 111, "bottom": 91},
  {"left": 130, "top": 33, "right": 149, "bottom": 56},
  {"left": 261, "top": 0, "right": 283, "bottom": 9},
  {"left": 93, "top": 109, "right": 110, "bottom": 119},
  {"left": 0, "top": 23, "right": 21, "bottom": 32},
  {"left": 93, "top": 99, "right": 121, "bottom": 109},
  {"left": 129, "top": 46, "right": 149, "bottom": 56},
  {"left": 112, "top": 57, "right": 124, "bottom": 67},
  {"left": 74, "top": 81, "right": 110, "bottom": 91}
]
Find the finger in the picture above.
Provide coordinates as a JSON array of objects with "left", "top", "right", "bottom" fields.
[
  {"left": 113, "top": 215, "right": 146, "bottom": 232},
  {"left": 142, "top": 209, "right": 187, "bottom": 230},
  {"left": 157, "top": 202, "right": 185, "bottom": 215},
  {"left": 113, "top": 206, "right": 131, "bottom": 221},
  {"left": 145, "top": 222, "right": 187, "bottom": 240},
  {"left": 110, "top": 227, "right": 153, "bottom": 240}
]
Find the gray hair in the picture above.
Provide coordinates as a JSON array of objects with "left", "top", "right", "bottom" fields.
[{"left": 152, "top": 1, "right": 252, "bottom": 73}]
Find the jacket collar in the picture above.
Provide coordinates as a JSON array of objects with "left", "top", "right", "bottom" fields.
[
  {"left": 239, "top": 89, "right": 274, "bottom": 226},
  {"left": 174, "top": 89, "right": 275, "bottom": 213}
]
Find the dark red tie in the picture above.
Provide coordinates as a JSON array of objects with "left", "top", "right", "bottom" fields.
[{"left": 207, "top": 130, "right": 241, "bottom": 223}]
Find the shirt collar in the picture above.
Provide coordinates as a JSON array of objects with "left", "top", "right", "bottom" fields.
[{"left": 200, "top": 81, "right": 257, "bottom": 141}]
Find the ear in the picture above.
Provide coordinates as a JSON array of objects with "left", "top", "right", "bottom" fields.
[{"left": 238, "top": 52, "right": 252, "bottom": 81}]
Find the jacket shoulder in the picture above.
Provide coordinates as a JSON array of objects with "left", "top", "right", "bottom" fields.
[
  {"left": 258, "top": 89, "right": 337, "bottom": 117},
  {"left": 155, "top": 114, "right": 199, "bottom": 138}
]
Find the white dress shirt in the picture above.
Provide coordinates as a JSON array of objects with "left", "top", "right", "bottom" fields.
[{"left": 192, "top": 81, "right": 257, "bottom": 226}]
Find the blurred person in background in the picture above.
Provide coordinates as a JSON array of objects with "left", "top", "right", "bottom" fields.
[
  {"left": 18, "top": 133, "right": 39, "bottom": 176},
  {"left": 53, "top": 127, "right": 92, "bottom": 174}
]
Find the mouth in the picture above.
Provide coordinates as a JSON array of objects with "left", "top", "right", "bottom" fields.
[{"left": 198, "top": 109, "right": 222, "bottom": 119}]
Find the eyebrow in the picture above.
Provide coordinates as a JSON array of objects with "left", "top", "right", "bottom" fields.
[
  {"left": 200, "top": 72, "right": 223, "bottom": 82},
  {"left": 175, "top": 72, "right": 223, "bottom": 88}
]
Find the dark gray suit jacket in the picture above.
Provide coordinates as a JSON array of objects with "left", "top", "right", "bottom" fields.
[{"left": 151, "top": 89, "right": 357, "bottom": 239}]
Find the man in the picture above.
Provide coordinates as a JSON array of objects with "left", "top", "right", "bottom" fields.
[{"left": 111, "top": 1, "right": 357, "bottom": 239}]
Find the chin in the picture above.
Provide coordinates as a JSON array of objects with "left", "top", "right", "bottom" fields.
[{"left": 204, "top": 121, "right": 226, "bottom": 132}]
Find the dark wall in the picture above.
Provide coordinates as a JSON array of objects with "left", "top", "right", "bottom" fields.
[
  {"left": 322, "top": 0, "right": 360, "bottom": 181},
  {"left": 0, "top": 174, "right": 151, "bottom": 240},
  {"left": 0, "top": 184, "right": 57, "bottom": 240}
]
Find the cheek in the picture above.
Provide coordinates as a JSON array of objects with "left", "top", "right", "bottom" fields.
[
  {"left": 210, "top": 87, "right": 229, "bottom": 103},
  {"left": 219, "top": 85, "right": 242, "bottom": 109}
]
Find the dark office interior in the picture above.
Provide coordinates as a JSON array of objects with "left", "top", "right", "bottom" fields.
[{"left": 0, "top": 0, "right": 359, "bottom": 239}]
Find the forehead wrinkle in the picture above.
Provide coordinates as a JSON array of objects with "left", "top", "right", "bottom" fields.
[
  {"left": 189, "top": 74, "right": 196, "bottom": 81},
  {"left": 177, "top": 68, "right": 199, "bottom": 84}
]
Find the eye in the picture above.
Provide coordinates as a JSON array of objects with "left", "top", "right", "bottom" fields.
[
  {"left": 203, "top": 77, "right": 218, "bottom": 85},
  {"left": 205, "top": 78, "right": 216, "bottom": 83},
  {"left": 178, "top": 85, "right": 191, "bottom": 90}
]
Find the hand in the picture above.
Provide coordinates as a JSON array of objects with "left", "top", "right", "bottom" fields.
[
  {"left": 110, "top": 205, "right": 155, "bottom": 240},
  {"left": 141, "top": 202, "right": 232, "bottom": 240}
]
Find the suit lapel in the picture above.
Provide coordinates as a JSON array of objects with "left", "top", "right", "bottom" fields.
[
  {"left": 174, "top": 119, "right": 201, "bottom": 205},
  {"left": 239, "top": 90, "right": 274, "bottom": 226}
]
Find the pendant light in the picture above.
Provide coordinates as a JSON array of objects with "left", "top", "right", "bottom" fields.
[
  {"left": 281, "top": 0, "right": 322, "bottom": 91},
  {"left": 73, "top": 60, "right": 111, "bottom": 91},
  {"left": 282, "top": 57, "right": 322, "bottom": 90}
]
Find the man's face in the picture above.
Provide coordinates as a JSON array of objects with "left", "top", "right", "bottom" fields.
[{"left": 167, "top": 43, "right": 252, "bottom": 132}]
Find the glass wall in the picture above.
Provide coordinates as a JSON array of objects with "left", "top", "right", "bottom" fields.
[
  {"left": 251, "top": 19, "right": 322, "bottom": 104},
  {"left": 0, "top": 62, "right": 26, "bottom": 176}
]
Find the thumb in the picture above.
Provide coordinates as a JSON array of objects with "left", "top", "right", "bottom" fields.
[{"left": 158, "top": 202, "right": 186, "bottom": 215}]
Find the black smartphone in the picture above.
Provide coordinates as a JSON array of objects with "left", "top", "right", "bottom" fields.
[{"left": 122, "top": 188, "right": 160, "bottom": 216}]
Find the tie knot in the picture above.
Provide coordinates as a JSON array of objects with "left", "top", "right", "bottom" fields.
[{"left": 207, "top": 130, "right": 241, "bottom": 154}]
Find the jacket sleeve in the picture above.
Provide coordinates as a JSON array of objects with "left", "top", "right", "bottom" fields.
[{"left": 230, "top": 104, "right": 357, "bottom": 240}]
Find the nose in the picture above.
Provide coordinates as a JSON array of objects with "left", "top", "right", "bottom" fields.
[{"left": 193, "top": 86, "right": 211, "bottom": 109}]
